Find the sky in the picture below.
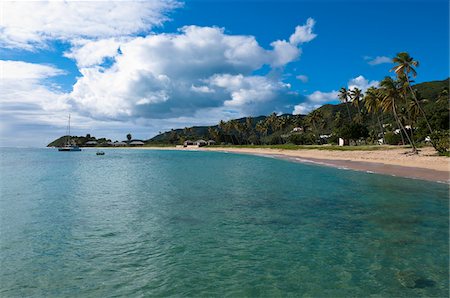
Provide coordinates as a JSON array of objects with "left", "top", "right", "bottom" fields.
[{"left": 0, "top": 0, "right": 448, "bottom": 147}]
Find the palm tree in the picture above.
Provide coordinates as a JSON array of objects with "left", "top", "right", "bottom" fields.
[
  {"left": 307, "top": 110, "right": 324, "bottom": 139},
  {"left": 436, "top": 88, "right": 449, "bottom": 106},
  {"left": 126, "top": 133, "right": 132, "bottom": 142},
  {"left": 256, "top": 121, "right": 268, "bottom": 144},
  {"left": 338, "top": 87, "right": 352, "bottom": 121},
  {"left": 267, "top": 112, "right": 278, "bottom": 134},
  {"left": 379, "top": 77, "right": 417, "bottom": 153},
  {"left": 350, "top": 87, "right": 363, "bottom": 114},
  {"left": 208, "top": 127, "right": 220, "bottom": 142},
  {"left": 219, "top": 120, "right": 232, "bottom": 144},
  {"left": 364, "top": 87, "right": 385, "bottom": 144},
  {"left": 391, "top": 52, "right": 433, "bottom": 134},
  {"left": 333, "top": 111, "right": 343, "bottom": 128}
]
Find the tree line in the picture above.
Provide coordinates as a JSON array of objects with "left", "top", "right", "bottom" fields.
[{"left": 150, "top": 52, "right": 448, "bottom": 154}]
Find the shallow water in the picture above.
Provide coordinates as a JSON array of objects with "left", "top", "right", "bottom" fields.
[{"left": 0, "top": 148, "right": 448, "bottom": 297}]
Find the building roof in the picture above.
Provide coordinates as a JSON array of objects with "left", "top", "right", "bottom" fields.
[
  {"left": 85, "top": 141, "right": 98, "bottom": 144},
  {"left": 114, "top": 141, "right": 127, "bottom": 145},
  {"left": 129, "top": 141, "right": 145, "bottom": 145}
]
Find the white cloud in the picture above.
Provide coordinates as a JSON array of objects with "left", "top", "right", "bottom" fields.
[
  {"left": 307, "top": 90, "right": 338, "bottom": 103},
  {"left": 365, "top": 56, "right": 391, "bottom": 65},
  {"left": 292, "top": 75, "right": 377, "bottom": 115},
  {"left": 1, "top": 12, "right": 318, "bottom": 146},
  {"left": 292, "top": 90, "right": 337, "bottom": 115},
  {"left": 67, "top": 22, "right": 315, "bottom": 120},
  {"left": 209, "top": 74, "right": 290, "bottom": 108},
  {"left": 270, "top": 40, "right": 301, "bottom": 67},
  {"left": 348, "top": 75, "right": 378, "bottom": 92},
  {"left": 190, "top": 85, "right": 215, "bottom": 94},
  {"left": 0, "top": 0, "right": 181, "bottom": 50},
  {"left": 296, "top": 74, "right": 308, "bottom": 83},
  {"left": 293, "top": 103, "right": 321, "bottom": 115},
  {"left": 269, "top": 18, "right": 316, "bottom": 68},
  {"left": 64, "top": 38, "right": 125, "bottom": 68},
  {"left": 289, "top": 18, "right": 317, "bottom": 45},
  {"left": 0, "top": 60, "right": 65, "bottom": 79}
]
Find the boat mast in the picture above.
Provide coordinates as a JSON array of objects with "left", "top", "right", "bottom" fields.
[{"left": 68, "top": 114, "right": 71, "bottom": 139}]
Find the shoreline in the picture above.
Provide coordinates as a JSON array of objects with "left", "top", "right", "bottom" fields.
[{"left": 90, "top": 146, "right": 449, "bottom": 183}]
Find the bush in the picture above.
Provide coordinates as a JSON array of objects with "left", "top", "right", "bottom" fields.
[
  {"left": 430, "top": 130, "right": 450, "bottom": 155},
  {"left": 288, "top": 133, "right": 315, "bottom": 145},
  {"left": 268, "top": 134, "right": 283, "bottom": 145},
  {"left": 339, "top": 123, "right": 369, "bottom": 141},
  {"left": 384, "top": 132, "right": 402, "bottom": 145}
]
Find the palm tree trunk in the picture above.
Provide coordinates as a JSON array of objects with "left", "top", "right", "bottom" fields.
[
  {"left": 406, "top": 77, "right": 433, "bottom": 134},
  {"left": 393, "top": 104, "right": 417, "bottom": 153},
  {"left": 345, "top": 102, "right": 352, "bottom": 122},
  {"left": 377, "top": 113, "right": 386, "bottom": 144}
]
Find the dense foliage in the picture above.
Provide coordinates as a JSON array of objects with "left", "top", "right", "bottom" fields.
[{"left": 149, "top": 71, "right": 448, "bottom": 154}]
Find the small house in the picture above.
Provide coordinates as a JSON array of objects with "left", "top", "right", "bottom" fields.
[
  {"left": 114, "top": 141, "right": 127, "bottom": 146},
  {"left": 292, "top": 127, "right": 304, "bottom": 132},
  {"left": 338, "top": 138, "right": 349, "bottom": 146},
  {"left": 84, "top": 140, "right": 98, "bottom": 146},
  {"left": 129, "top": 141, "right": 145, "bottom": 146},
  {"left": 184, "top": 140, "right": 194, "bottom": 147},
  {"left": 195, "top": 140, "right": 207, "bottom": 147},
  {"left": 207, "top": 140, "right": 216, "bottom": 145}
]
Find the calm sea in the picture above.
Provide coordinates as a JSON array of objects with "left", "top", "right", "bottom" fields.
[{"left": 0, "top": 148, "right": 448, "bottom": 297}]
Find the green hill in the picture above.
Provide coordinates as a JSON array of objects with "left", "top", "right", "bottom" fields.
[{"left": 47, "top": 135, "right": 111, "bottom": 147}]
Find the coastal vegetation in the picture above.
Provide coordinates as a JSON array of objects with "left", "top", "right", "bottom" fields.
[{"left": 147, "top": 56, "right": 448, "bottom": 155}]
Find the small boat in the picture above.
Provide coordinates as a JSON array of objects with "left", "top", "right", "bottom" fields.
[
  {"left": 58, "top": 115, "right": 82, "bottom": 152},
  {"left": 96, "top": 151, "right": 105, "bottom": 155}
]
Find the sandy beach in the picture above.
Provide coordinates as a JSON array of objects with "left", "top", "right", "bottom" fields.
[{"left": 111, "top": 146, "right": 449, "bottom": 183}]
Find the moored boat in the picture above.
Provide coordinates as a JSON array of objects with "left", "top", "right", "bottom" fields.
[{"left": 58, "top": 115, "right": 82, "bottom": 152}]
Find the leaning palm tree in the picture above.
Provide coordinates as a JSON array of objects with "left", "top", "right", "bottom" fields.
[
  {"left": 379, "top": 77, "right": 417, "bottom": 153},
  {"left": 338, "top": 87, "right": 352, "bottom": 121},
  {"left": 391, "top": 52, "right": 433, "bottom": 134}
]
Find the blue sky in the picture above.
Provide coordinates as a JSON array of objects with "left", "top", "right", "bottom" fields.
[{"left": 0, "top": 0, "right": 448, "bottom": 146}]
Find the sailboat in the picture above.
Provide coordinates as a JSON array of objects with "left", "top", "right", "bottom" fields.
[{"left": 58, "top": 115, "right": 81, "bottom": 152}]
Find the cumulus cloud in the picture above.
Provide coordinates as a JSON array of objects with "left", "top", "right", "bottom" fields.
[
  {"left": 1, "top": 4, "right": 318, "bottom": 145},
  {"left": 292, "top": 90, "right": 337, "bottom": 115},
  {"left": 348, "top": 75, "right": 379, "bottom": 92},
  {"left": 269, "top": 18, "right": 316, "bottom": 68},
  {"left": 0, "top": 60, "right": 72, "bottom": 146},
  {"left": 67, "top": 22, "right": 316, "bottom": 120},
  {"left": 0, "top": 60, "right": 66, "bottom": 79},
  {"left": 364, "top": 55, "right": 392, "bottom": 65},
  {"left": 0, "top": 0, "right": 181, "bottom": 50},
  {"left": 306, "top": 90, "right": 339, "bottom": 103},
  {"left": 293, "top": 103, "right": 321, "bottom": 115},
  {"left": 0, "top": 60, "right": 67, "bottom": 109},
  {"left": 289, "top": 18, "right": 317, "bottom": 45}
]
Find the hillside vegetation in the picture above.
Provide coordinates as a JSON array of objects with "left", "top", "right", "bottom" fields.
[{"left": 148, "top": 76, "right": 449, "bottom": 154}]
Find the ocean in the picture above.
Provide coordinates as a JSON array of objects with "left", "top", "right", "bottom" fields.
[{"left": 0, "top": 148, "right": 448, "bottom": 297}]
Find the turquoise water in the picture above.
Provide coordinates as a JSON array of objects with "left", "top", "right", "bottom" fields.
[{"left": 0, "top": 148, "right": 448, "bottom": 297}]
